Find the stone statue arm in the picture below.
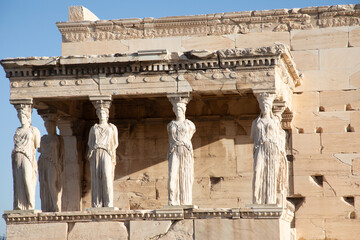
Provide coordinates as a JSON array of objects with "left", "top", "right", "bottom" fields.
[
  {"left": 250, "top": 119, "right": 256, "bottom": 140},
  {"left": 59, "top": 135, "right": 65, "bottom": 173},
  {"left": 87, "top": 126, "right": 95, "bottom": 159},
  {"left": 250, "top": 119, "right": 258, "bottom": 157},
  {"left": 32, "top": 126, "right": 41, "bottom": 149},
  {"left": 111, "top": 124, "right": 119, "bottom": 149},
  {"left": 110, "top": 123, "right": 119, "bottom": 163},
  {"left": 187, "top": 120, "right": 196, "bottom": 138},
  {"left": 167, "top": 121, "right": 172, "bottom": 132},
  {"left": 166, "top": 121, "right": 173, "bottom": 160},
  {"left": 38, "top": 135, "right": 46, "bottom": 153}
]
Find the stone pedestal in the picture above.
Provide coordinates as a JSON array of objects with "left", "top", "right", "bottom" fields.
[
  {"left": 3, "top": 207, "right": 294, "bottom": 240},
  {"left": 86, "top": 207, "right": 119, "bottom": 212},
  {"left": 163, "top": 205, "right": 198, "bottom": 209}
]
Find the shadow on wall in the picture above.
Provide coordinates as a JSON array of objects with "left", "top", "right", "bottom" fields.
[{"left": 79, "top": 95, "right": 258, "bottom": 209}]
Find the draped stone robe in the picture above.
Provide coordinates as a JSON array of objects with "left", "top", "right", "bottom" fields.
[
  {"left": 167, "top": 119, "right": 196, "bottom": 205},
  {"left": 251, "top": 115, "right": 279, "bottom": 205},
  {"left": 12, "top": 126, "right": 40, "bottom": 210},
  {"left": 38, "top": 134, "right": 64, "bottom": 212},
  {"left": 88, "top": 123, "right": 118, "bottom": 208}
]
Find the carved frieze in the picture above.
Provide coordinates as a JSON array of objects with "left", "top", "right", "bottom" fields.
[{"left": 56, "top": 4, "right": 359, "bottom": 42}]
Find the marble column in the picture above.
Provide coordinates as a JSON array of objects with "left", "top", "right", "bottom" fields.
[
  {"left": 58, "top": 117, "right": 83, "bottom": 211},
  {"left": 167, "top": 93, "right": 196, "bottom": 206},
  {"left": 10, "top": 99, "right": 41, "bottom": 210}
]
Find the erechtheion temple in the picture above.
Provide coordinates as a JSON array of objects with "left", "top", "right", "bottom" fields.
[{"left": 1, "top": 4, "right": 360, "bottom": 240}]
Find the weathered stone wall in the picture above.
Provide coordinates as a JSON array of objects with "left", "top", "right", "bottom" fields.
[
  {"left": 290, "top": 27, "right": 360, "bottom": 240},
  {"left": 9, "top": 218, "right": 289, "bottom": 240}
]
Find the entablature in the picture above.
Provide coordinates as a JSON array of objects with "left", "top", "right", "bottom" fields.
[{"left": 1, "top": 43, "right": 301, "bottom": 104}]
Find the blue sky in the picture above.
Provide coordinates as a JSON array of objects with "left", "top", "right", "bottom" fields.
[{"left": 0, "top": 0, "right": 357, "bottom": 235}]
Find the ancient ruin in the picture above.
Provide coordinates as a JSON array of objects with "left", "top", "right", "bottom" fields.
[{"left": 1, "top": 4, "right": 360, "bottom": 240}]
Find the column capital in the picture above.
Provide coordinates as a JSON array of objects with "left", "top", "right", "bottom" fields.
[
  {"left": 10, "top": 99, "right": 33, "bottom": 111},
  {"left": 273, "top": 100, "right": 286, "bottom": 116},
  {"left": 89, "top": 95, "right": 112, "bottom": 102},
  {"left": 37, "top": 108, "right": 58, "bottom": 121},
  {"left": 10, "top": 98, "right": 33, "bottom": 105},
  {"left": 167, "top": 92, "right": 192, "bottom": 106},
  {"left": 89, "top": 95, "right": 112, "bottom": 110},
  {"left": 167, "top": 92, "right": 191, "bottom": 98},
  {"left": 273, "top": 100, "right": 293, "bottom": 130}
]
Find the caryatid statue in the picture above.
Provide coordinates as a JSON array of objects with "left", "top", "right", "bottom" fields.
[
  {"left": 273, "top": 103, "right": 289, "bottom": 206},
  {"left": 251, "top": 92, "right": 287, "bottom": 205},
  {"left": 167, "top": 95, "right": 196, "bottom": 206},
  {"left": 12, "top": 103, "right": 41, "bottom": 210},
  {"left": 88, "top": 99, "right": 118, "bottom": 208},
  {"left": 38, "top": 112, "right": 64, "bottom": 212}
]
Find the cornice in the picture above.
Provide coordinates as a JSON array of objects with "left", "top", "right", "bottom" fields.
[
  {"left": 1, "top": 43, "right": 300, "bottom": 82},
  {"left": 0, "top": 44, "right": 301, "bottom": 104},
  {"left": 56, "top": 4, "right": 360, "bottom": 42}
]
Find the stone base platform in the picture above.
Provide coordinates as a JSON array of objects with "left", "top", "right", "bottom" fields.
[{"left": 3, "top": 206, "right": 294, "bottom": 240}]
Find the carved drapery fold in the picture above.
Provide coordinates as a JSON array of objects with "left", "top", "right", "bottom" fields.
[
  {"left": 37, "top": 109, "right": 64, "bottom": 212},
  {"left": 167, "top": 93, "right": 196, "bottom": 206},
  {"left": 11, "top": 99, "right": 41, "bottom": 210},
  {"left": 251, "top": 92, "right": 290, "bottom": 206},
  {"left": 88, "top": 96, "right": 118, "bottom": 208}
]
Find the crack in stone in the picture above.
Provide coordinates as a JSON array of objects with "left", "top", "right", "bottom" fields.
[
  {"left": 146, "top": 221, "right": 176, "bottom": 240},
  {"left": 323, "top": 178, "right": 337, "bottom": 196},
  {"left": 309, "top": 219, "right": 326, "bottom": 237}
]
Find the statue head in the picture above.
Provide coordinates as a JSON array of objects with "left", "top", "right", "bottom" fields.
[
  {"left": 255, "top": 92, "right": 275, "bottom": 117},
  {"left": 44, "top": 120, "right": 56, "bottom": 135},
  {"left": 37, "top": 110, "right": 58, "bottom": 135},
  {"left": 168, "top": 95, "right": 190, "bottom": 121},
  {"left": 16, "top": 105, "right": 32, "bottom": 127},
  {"left": 96, "top": 107, "right": 109, "bottom": 123},
  {"left": 92, "top": 100, "right": 111, "bottom": 124},
  {"left": 173, "top": 102, "right": 186, "bottom": 120},
  {"left": 43, "top": 114, "right": 58, "bottom": 135}
]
